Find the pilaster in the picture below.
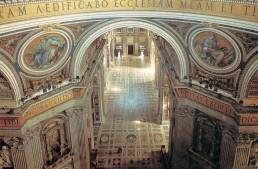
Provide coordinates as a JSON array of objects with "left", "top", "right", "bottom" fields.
[
  {"left": 219, "top": 123, "right": 238, "bottom": 169},
  {"left": 9, "top": 137, "right": 28, "bottom": 169},
  {"left": 233, "top": 139, "right": 251, "bottom": 169},
  {"left": 66, "top": 106, "right": 90, "bottom": 169},
  {"left": 172, "top": 105, "right": 196, "bottom": 169},
  {"left": 23, "top": 125, "right": 44, "bottom": 169}
]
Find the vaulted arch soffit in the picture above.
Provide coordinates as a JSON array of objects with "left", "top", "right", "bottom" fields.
[
  {"left": 72, "top": 19, "right": 189, "bottom": 80},
  {"left": 0, "top": 54, "right": 23, "bottom": 106},
  {"left": 238, "top": 48, "right": 258, "bottom": 100}
]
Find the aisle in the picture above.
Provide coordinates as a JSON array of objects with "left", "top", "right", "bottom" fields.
[{"left": 95, "top": 55, "right": 169, "bottom": 169}]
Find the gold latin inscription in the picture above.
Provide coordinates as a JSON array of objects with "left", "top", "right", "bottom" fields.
[
  {"left": 0, "top": 0, "right": 257, "bottom": 24},
  {"left": 19, "top": 90, "right": 74, "bottom": 124},
  {"left": 177, "top": 88, "right": 236, "bottom": 117}
]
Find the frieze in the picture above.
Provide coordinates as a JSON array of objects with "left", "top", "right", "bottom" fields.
[
  {"left": 0, "top": 1, "right": 257, "bottom": 25},
  {"left": 240, "top": 114, "right": 258, "bottom": 125},
  {"left": 176, "top": 88, "right": 236, "bottom": 118},
  {"left": 0, "top": 88, "right": 85, "bottom": 128}
]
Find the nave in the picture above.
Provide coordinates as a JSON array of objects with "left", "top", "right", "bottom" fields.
[{"left": 94, "top": 55, "right": 170, "bottom": 168}]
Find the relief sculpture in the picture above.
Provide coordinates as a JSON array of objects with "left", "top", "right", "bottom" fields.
[{"left": 193, "top": 67, "right": 236, "bottom": 93}]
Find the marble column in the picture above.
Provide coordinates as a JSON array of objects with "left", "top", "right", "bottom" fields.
[
  {"left": 23, "top": 126, "right": 44, "bottom": 169},
  {"left": 155, "top": 57, "right": 161, "bottom": 90},
  {"left": 122, "top": 27, "right": 127, "bottom": 56},
  {"left": 134, "top": 27, "right": 139, "bottom": 56},
  {"left": 98, "top": 62, "right": 106, "bottom": 123}
]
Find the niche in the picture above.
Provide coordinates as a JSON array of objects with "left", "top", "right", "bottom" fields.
[{"left": 41, "top": 115, "right": 71, "bottom": 166}]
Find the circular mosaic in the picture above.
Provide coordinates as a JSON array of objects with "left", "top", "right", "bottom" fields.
[
  {"left": 126, "top": 134, "right": 137, "bottom": 143},
  {"left": 19, "top": 31, "right": 70, "bottom": 76},
  {"left": 188, "top": 28, "right": 241, "bottom": 74}
]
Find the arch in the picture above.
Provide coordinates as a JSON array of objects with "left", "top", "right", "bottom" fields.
[
  {"left": 0, "top": 54, "right": 23, "bottom": 106},
  {"left": 72, "top": 19, "right": 189, "bottom": 80},
  {"left": 239, "top": 49, "right": 258, "bottom": 100}
]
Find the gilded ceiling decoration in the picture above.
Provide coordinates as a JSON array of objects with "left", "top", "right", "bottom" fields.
[
  {"left": 0, "top": 32, "right": 29, "bottom": 56},
  {"left": 65, "top": 21, "right": 98, "bottom": 41}
]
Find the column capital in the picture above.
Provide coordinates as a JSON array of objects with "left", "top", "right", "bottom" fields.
[
  {"left": 66, "top": 106, "right": 85, "bottom": 119},
  {"left": 0, "top": 137, "right": 24, "bottom": 150},
  {"left": 23, "top": 126, "right": 41, "bottom": 144},
  {"left": 236, "top": 133, "right": 258, "bottom": 145},
  {"left": 175, "top": 105, "right": 196, "bottom": 117}
]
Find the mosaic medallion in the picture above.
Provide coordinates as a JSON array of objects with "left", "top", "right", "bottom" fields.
[
  {"left": 188, "top": 28, "right": 241, "bottom": 74},
  {"left": 18, "top": 31, "right": 70, "bottom": 76},
  {"left": 126, "top": 134, "right": 137, "bottom": 143}
]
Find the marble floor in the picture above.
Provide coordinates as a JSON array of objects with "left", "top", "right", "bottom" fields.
[{"left": 94, "top": 55, "right": 169, "bottom": 169}]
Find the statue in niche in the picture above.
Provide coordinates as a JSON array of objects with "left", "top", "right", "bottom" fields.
[
  {"left": 0, "top": 146, "right": 12, "bottom": 166},
  {"left": 0, "top": 138, "right": 13, "bottom": 168},
  {"left": 249, "top": 141, "right": 258, "bottom": 166},
  {"left": 42, "top": 118, "right": 70, "bottom": 166},
  {"left": 193, "top": 115, "right": 221, "bottom": 163},
  {"left": 163, "top": 90, "right": 169, "bottom": 120}
]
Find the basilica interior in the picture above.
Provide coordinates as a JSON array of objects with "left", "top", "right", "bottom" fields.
[{"left": 0, "top": 1, "right": 258, "bottom": 169}]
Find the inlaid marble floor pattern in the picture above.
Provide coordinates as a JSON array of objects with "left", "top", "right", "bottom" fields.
[{"left": 95, "top": 55, "right": 169, "bottom": 169}]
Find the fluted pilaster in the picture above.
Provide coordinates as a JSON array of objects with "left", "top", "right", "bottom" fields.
[
  {"left": 233, "top": 135, "right": 252, "bottom": 169},
  {"left": 66, "top": 106, "right": 90, "bottom": 169},
  {"left": 23, "top": 126, "right": 44, "bottom": 169}
]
